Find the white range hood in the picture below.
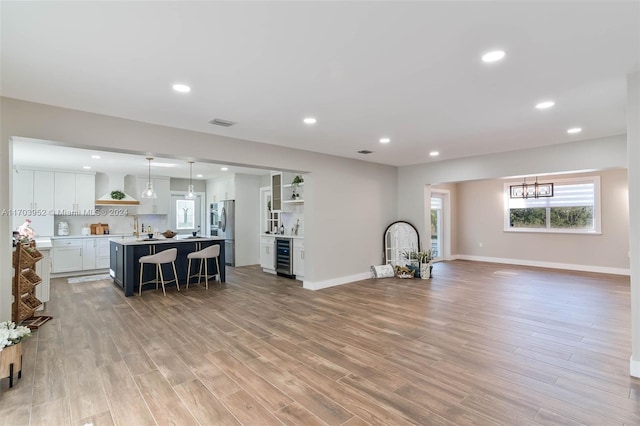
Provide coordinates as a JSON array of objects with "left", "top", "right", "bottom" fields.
[{"left": 95, "top": 173, "right": 140, "bottom": 206}]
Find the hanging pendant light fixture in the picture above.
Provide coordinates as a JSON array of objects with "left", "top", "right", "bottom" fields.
[
  {"left": 185, "top": 161, "right": 195, "bottom": 199},
  {"left": 141, "top": 157, "right": 157, "bottom": 199},
  {"left": 510, "top": 176, "right": 554, "bottom": 199}
]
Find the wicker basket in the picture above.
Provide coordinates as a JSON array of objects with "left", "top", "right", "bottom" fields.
[
  {"left": 18, "top": 269, "right": 42, "bottom": 293},
  {"left": 13, "top": 246, "right": 44, "bottom": 270},
  {"left": 18, "top": 294, "right": 41, "bottom": 322}
]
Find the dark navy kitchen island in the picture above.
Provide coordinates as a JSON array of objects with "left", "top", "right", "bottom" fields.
[{"left": 109, "top": 236, "right": 225, "bottom": 296}]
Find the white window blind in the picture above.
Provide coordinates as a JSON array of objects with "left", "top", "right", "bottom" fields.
[{"left": 509, "top": 182, "right": 595, "bottom": 209}]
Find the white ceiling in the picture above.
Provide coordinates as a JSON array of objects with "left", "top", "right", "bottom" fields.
[
  {"left": 1, "top": 1, "right": 639, "bottom": 168},
  {"left": 11, "top": 138, "right": 270, "bottom": 180}
]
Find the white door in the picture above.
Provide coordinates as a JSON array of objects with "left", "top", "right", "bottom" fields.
[{"left": 430, "top": 190, "right": 450, "bottom": 261}]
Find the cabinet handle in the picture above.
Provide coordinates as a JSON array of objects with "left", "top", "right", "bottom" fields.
[{"left": 301, "top": 250, "right": 304, "bottom": 260}]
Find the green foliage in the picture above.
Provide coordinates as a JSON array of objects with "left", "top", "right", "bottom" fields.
[
  {"left": 510, "top": 208, "right": 546, "bottom": 228},
  {"left": 510, "top": 206, "right": 594, "bottom": 229},
  {"left": 110, "top": 190, "right": 125, "bottom": 200},
  {"left": 292, "top": 175, "right": 304, "bottom": 186},
  {"left": 550, "top": 206, "right": 593, "bottom": 229}
]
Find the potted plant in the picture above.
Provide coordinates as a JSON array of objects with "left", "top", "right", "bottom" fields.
[
  {"left": 417, "top": 249, "right": 433, "bottom": 279},
  {"left": 291, "top": 175, "right": 304, "bottom": 199}
]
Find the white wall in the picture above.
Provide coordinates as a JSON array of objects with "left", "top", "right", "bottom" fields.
[
  {"left": 454, "top": 169, "right": 629, "bottom": 273},
  {"left": 234, "top": 173, "right": 261, "bottom": 266},
  {"left": 399, "top": 135, "right": 628, "bottom": 246},
  {"left": 0, "top": 97, "right": 398, "bottom": 320}
]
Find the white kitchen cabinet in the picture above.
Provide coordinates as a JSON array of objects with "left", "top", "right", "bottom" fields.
[
  {"left": 260, "top": 236, "right": 275, "bottom": 272},
  {"left": 136, "top": 177, "right": 170, "bottom": 214},
  {"left": 207, "top": 175, "right": 235, "bottom": 203},
  {"left": 11, "top": 169, "right": 55, "bottom": 235},
  {"left": 96, "top": 238, "right": 110, "bottom": 269},
  {"left": 82, "top": 239, "right": 96, "bottom": 270},
  {"left": 271, "top": 173, "right": 282, "bottom": 211},
  {"left": 293, "top": 238, "right": 304, "bottom": 279},
  {"left": 51, "top": 238, "right": 83, "bottom": 273},
  {"left": 54, "top": 172, "right": 96, "bottom": 212}
]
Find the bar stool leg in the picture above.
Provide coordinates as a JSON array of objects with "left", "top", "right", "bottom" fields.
[
  {"left": 197, "top": 260, "right": 204, "bottom": 285},
  {"left": 158, "top": 264, "right": 166, "bottom": 296},
  {"left": 204, "top": 258, "right": 209, "bottom": 289},
  {"left": 186, "top": 259, "right": 192, "bottom": 289},
  {"left": 172, "top": 261, "right": 180, "bottom": 292},
  {"left": 139, "top": 263, "right": 144, "bottom": 296},
  {"left": 216, "top": 257, "right": 221, "bottom": 283}
]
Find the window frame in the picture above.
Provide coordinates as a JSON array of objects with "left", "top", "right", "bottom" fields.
[{"left": 503, "top": 176, "right": 601, "bottom": 234}]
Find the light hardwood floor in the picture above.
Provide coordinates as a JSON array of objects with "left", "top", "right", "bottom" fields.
[{"left": 1, "top": 261, "right": 639, "bottom": 425}]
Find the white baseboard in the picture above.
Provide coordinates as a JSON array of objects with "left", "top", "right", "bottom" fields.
[
  {"left": 455, "top": 255, "right": 630, "bottom": 276},
  {"left": 631, "top": 356, "right": 640, "bottom": 378},
  {"left": 303, "top": 271, "right": 371, "bottom": 291}
]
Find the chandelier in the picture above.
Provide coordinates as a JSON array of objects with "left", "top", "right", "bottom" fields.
[{"left": 510, "top": 177, "right": 554, "bottom": 199}]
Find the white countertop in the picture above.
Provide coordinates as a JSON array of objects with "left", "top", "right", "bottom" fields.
[
  {"left": 110, "top": 236, "right": 225, "bottom": 246},
  {"left": 50, "top": 234, "right": 127, "bottom": 239},
  {"left": 260, "top": 233, "right": 304, "bottom": 239},
  {"left": 34, "top": 237, "right": 52, "bottom": 249}
]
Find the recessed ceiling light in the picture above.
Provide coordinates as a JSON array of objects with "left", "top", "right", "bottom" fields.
[
  {"left": 567, "top": 127, "right": 582, "bottom": 134},
  {"left": 83, "top": 166, "right": 91, "bottom": 169},
  {"left": 221, "top": 167, "right": 228, "bottom": 171},
  {"left": 172, "top": 83, "right": 191, "bottom": 93},
  {"left": 481, "top": 50, "right": 505, "bottom": 63},
  {"left": 91, "top": 155, "right": 101, "bottom": 159},
  {"left": 535, "top": 101, "right": 555, "bottom": 109},
  {"left": 429, "top": 151, "right": 439, "bottom": 157},
  {"left": 303, "top": 117, "right": 317, "bottom": 124},
  {"left": 379, "top": 138, "right": 391, "bottom": 144},
  {"left": 196, "top": 174, "right": 203, "bottom": 178}
]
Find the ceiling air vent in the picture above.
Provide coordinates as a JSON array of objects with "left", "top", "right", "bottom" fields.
[
  {"left": 209, "top": 118, "right": 236, "bottom": 127},
  {"left": 357, "top": 150, "right": 374, "bottom": 154}
]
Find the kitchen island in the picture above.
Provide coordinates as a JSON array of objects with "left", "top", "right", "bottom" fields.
[{"left": 109, "top": 236, "right": 225, "bottom": 296}]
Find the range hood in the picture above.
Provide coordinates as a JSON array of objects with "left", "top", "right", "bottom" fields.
[{"left": 95, "top": 173, "right": 140, "bottom": 206}]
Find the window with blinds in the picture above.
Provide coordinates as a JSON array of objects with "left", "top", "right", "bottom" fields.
[{"left": 504, "top": 176, "right": 601, "bottom": 233}]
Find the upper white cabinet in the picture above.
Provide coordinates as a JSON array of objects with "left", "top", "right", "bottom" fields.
[
  {"left": 271, "top": 172, "right": 305, "bottom": 211},
  {"left": 270, "top": 173, "right": 282, "bottom": 211},
  {"left": 136, "top": 176, "right": 170, "bottom": 214},
  {"left": 12, "top": 169, "right": 55, "bottom": 234},
  {"left": 207, "top": 175, "right": 235, "bottom": 203},
  {"left": 54, "top": 172, "right": 95, "bottom": 212}
]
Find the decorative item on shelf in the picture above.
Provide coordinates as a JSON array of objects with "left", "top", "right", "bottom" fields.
[
  {"left": 185, "top": 161, "right": 195, "bottom": 200},
  {"left": 291, "top": 175, "right": 304, "bottom": 200},
  {"left": 110, "top": 190, "right": 125, "bottom": 200},
  {"left": 510, "top": 176, "right": 554, "bottom": 199},
  {"left": 141, "top": 157, "right": 157, "bottom": 199},
  {"left": 0, "top": 321, "right": 32, "bottom": 388}
]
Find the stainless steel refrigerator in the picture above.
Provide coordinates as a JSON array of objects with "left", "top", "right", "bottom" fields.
[{"left": 213, "top": 200, "right": 235, "bottom": 266}]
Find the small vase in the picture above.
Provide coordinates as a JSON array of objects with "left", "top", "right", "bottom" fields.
[{"left": 420, "top": 262, "right": 432, "bottom": 279}]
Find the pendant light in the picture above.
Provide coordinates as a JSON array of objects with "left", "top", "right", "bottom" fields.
[
  {"left": 185, "top": 161, "right": 195, "bottom": 199},
  {"left": 141, "top": 157, "right": 157, "bottom": 199}
]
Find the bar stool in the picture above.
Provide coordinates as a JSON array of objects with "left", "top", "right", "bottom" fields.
[
  {"left": 138, "top": 248, "right": 179, "bottom": 296},
  {"left": 186, "top": 244, "right": 221, "bottom": 289}
]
